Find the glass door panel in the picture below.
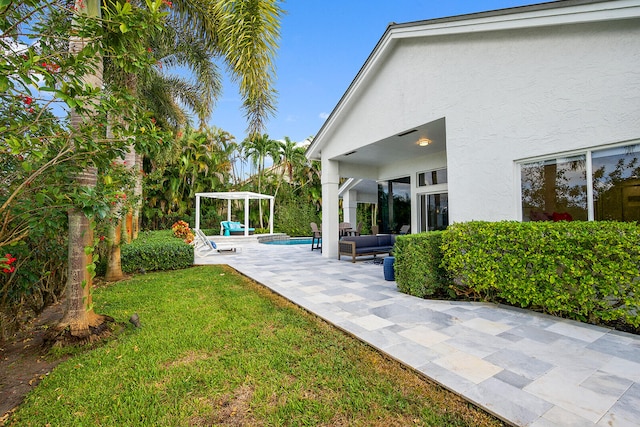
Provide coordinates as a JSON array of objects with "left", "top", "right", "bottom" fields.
[{"left": 419, "top": 193, "right": 448, "bottom": 232}]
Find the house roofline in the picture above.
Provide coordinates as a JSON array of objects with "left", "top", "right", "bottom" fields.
[{"left": 305, "top": 0, "right": 640, "bottom": 160}]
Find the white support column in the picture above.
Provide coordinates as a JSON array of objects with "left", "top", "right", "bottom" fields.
[
  {"left": 244, "top": 195, "right": 249, "bottom": 236},
  {"left": 321, "top": 158, "right": 340, "bottom": 258},
  {"left": 269, "top": 197, "right": 274, "bottom": 234},
  {"left": 343, "top": 189, "right": 358, "bottom": 226},
  {"left": 227, "top": 199, "right": 232, "bottom": 221},
  {"left": 195, "top": 195, "right": 201, "bottom": 229}
]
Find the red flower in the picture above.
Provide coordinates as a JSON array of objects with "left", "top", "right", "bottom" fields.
[
  {"left": 45, "top": 63, "right": 60, "bottom": 73},
  {"left": 2, "top": 254, "right": 16, "bottom": 274},
  {"left": 99, "top": 235, "right": 105, "bottom": 241}
]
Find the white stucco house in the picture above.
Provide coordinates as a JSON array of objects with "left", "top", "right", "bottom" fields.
[{"left": 306, "top": 0, "right": 640, "bottom": 258}]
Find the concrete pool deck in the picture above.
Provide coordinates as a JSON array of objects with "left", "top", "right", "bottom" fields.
[{"left": 195, "top": 242, "right": 640, "bottom": 426}]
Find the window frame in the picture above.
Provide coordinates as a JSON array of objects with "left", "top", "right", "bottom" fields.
[
  {"left": 516, "top": 139, "right": 640, "bottom": 222},
  {"left": 416, "top": 168, "right": 447, "bottom": 188}
]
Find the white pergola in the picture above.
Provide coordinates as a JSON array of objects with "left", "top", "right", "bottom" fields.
[{"left": 194, "top": 191, "right": 274, "bottom": 236}]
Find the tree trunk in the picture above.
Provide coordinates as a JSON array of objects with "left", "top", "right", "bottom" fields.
[
  {"left": 130, "top": 152, "right": 143, "bottom": 240},
  {"left": 62, "top": 198, "right": 103, "bottom": 337},
  {"left": 105, "top": 220, "right": 124, "bottom": 282},
  {"left": 104, "top": 123, "right": 125, "bottom": 281},
  {"left": 258, "top": 158, "right": 264, "bottom": 228},
  {"left": 48, "top": 0, "right": 113, "bottom": 344},
  {"left": 124, "top": 73, "right": 141, "bottom": 242},
  {"left": 106, "top": 73, "right": 137, "bottom": 279}
]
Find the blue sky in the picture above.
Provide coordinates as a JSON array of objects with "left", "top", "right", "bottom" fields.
[{"left": 208, "top": 0, "right": 543, "bottom": 144}]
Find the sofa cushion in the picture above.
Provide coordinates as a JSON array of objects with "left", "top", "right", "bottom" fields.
[
  {"left": 376, "top": 234, "right": 396, "bottom": 246},
  {"left": 342, "top": 235, "right": 378, "bottom": 247},
  {"left": 354, "top": 246, "right": 393, "bottom": 254}
]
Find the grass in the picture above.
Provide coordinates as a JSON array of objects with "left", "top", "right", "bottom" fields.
[{"left": 10, "top": 266, "right": 504, "bottom": 426}]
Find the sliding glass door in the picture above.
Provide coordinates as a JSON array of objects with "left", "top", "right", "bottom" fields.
[{"left": 418, "top": 193, "right": 448, "bottom": 232}]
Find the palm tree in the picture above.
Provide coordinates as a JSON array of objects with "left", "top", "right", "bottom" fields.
[
  {"left": 57, "top": 0, "right": 108, "bottom": 340},
  {"left": 103, "top": 0, "right": 282, "bottom": 276},
  {"left": 172, "top": 0, "right": 282, "bottom": 136},
  {"left": 273, "top": 137, "right": 307, "bottom": 199},
  {"left": 242, "top": 133, "right": 279, "bottom": 227},
  {"left": 207, "top": 126, "right": 240, "bottom": 185}
]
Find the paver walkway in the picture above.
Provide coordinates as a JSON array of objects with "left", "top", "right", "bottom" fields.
[{"left": 195, "top": 242, "right": 640, "bottom": 427}]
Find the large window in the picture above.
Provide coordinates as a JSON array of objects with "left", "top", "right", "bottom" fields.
[
  {"left": 521, "top": 155, "right": 587, "bottom": 221},
  {"left": 592, "top": 145, "right": 640, "bottom": 221},
  {"left": 521, "top": 143, "right": 640, "bottom": 223}
]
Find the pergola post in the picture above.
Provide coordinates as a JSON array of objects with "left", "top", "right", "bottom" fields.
[
  {"left": 195, "top": 194, "right": 201, "bottom": 230},
  {"left": 244, "top": 195, "right": 249, "bottom": 236},
  {"left": 269, "top": 197, "right": 274, "bottom": 234},
  {"left": 227, "top": 199, "right": 231, "bottom": 221}
]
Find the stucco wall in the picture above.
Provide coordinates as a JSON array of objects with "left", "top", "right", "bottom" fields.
[{"left": 326, "top": 18, "right": 640, "bottom": 223}]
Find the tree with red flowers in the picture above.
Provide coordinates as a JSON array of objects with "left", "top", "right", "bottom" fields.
[{"left": 1, "top": 0, "right": 168, "bottom": 341}]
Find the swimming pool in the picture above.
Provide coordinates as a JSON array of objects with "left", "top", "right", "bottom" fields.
[{"left": 263, "top": 238, "right": 318, "bottom": 245}]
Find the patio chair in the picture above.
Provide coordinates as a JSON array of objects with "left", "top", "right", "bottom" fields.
[
  {"left": 194, "top": 229, "right": 236, "bottom": 255},
  {"left": 310, "top": 222, "right": 322, "bottom": 251},
  {"left": 339, "top": 222, "right": 353, "bottom": 237},
  {"left": 399, "top": 224, "right": 410, "bottom": 235},
  {"left": 355, "top": 222, "right": 362, "bottom": 236}
]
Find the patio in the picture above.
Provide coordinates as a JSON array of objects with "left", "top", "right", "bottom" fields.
[{"left": 195, "top": 242, "right": 640, "bottom": 426}]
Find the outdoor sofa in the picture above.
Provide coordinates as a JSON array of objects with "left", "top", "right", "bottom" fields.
[
  {"left": 220, "top": 221, "right": 255, "bottom": 236},
  {"left": 338, "top": 234, "right": 396, "bottom": 263}
]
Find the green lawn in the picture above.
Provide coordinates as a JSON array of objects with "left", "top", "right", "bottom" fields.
[{"left": 10, "top": 266, "right": 503, "bottom": 426}]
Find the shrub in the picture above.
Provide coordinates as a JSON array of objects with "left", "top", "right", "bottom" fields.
[
  {"left": 274, "top": 196, "right": 321, "bottom": 236},
  {"left": 121, "top": 230, "right": 193, "bottom": 273},
  {"left": 0, "top": 229, "right": 68, "bottom": 340},
  {"left": 171, "top": 220, "right": 194, "bottom": 243},
  {"left": 394, "top": 232, "right": 452, "bottom": 298},
  {"left": 441, "top": 221, "right": 640, "bottom": 327}
]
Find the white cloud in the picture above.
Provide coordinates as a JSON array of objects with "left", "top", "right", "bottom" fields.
[{"left": 319, "top": 112, "right": 329, "bottom": 120}]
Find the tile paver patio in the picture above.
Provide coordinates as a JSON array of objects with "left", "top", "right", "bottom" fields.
[{"left": 195, "top": 242, "right": 640, "bottom": 427}]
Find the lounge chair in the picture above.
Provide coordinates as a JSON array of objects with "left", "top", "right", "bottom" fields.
[
  {"left": 194, "top": 229, "right": 236, "bottom": 255},
  {"left": 399, "top": 224, "right": 410, "bottom": 235}
]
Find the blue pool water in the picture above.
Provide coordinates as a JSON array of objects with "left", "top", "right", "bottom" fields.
[{"left": 263, "top": 238, "right": 318, "bottom": 245}]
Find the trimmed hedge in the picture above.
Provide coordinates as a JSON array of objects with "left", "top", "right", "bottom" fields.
[
  {"left": 121, "top": 230, "right": 193, "bottom": 273},
  {"left": 394, "top": 232, "right": 452, "bottom": 298},
  {"left": 441, "top": 221, "right": 640, "bottom": 327}
]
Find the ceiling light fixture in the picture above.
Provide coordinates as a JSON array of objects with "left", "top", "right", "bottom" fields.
[{"left": 417, "top": 137, "right": 432, "bottom": 147}]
